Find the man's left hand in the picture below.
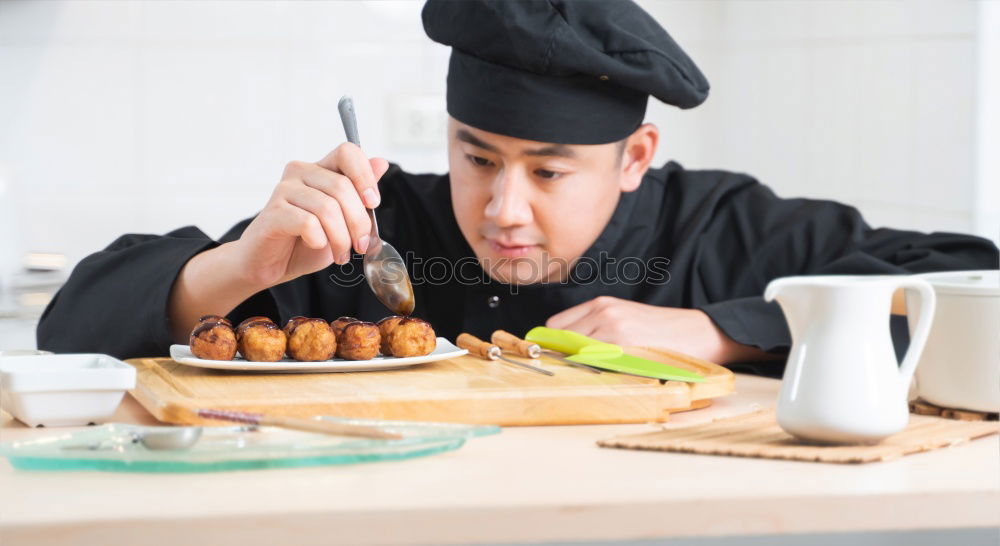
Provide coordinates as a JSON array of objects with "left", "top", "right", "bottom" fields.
[{"left": 545, "top": 296, "right": 771, "bottom": 364}]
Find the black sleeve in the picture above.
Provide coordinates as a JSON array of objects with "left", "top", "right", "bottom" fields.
[
  {"left": 694, "top": 181, "right": 999, "bottom": 353},
  {"left": 35, "top": 219, "right": 282, "bottom": 359}
]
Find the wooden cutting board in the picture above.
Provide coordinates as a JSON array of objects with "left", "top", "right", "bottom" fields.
[{"left": 127, "top": 347, "right": 734, "bottom": 427}]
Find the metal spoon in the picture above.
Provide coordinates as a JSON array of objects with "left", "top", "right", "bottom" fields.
[
  {"left": 62, "top": 427, "right": 203, "bottom": 451},
  {"left": 337, "top": 95, "right": 416, "bottom": 316},
  {"left": 137, "top": 427, "right": 203, "bottom": 450}
]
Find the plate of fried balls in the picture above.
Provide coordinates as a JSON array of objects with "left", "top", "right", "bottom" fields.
[{"left": 169, "top": 315, "right": 466, "bottom": 372}]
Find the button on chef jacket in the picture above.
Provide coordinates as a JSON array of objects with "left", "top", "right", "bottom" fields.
[{"left": 36, "top": 161, "right": 1000, "bottom": 376}]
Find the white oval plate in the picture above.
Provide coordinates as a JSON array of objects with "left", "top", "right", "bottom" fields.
[{"left": 169, "top": 337, "right": 466, "bottom": 373}]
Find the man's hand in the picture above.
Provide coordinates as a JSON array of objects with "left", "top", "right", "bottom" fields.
[
  {"left": 235, "top": 144, "right": 390, "bottom": 288},
  {"left": 545, "top": 296, "right": 774, "bottom": 364},
  {"left": 168, "top": 143, "right": 389, "bottom": 342}
]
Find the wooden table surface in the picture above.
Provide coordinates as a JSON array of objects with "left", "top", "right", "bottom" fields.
[{"left": 1, "top": 374, "right": 997, "bottom": 546}]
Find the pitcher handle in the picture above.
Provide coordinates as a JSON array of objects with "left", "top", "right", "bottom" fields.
[{"left": 894, "top": 278, "right": 936, "bottom": 386}]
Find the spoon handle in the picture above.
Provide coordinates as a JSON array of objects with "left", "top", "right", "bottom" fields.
[
  {"left": 339, "top": 95, "right": 379, "bottom": 241},
  {"left": 338, "top": 96, "right": 361, "bottom": 146},
  {"left": 366, "top": 206, "right": 380, "bottom": 241},
  {"left": 197, "top": 408, "right": 402, "bottom": 440},
  {"left": 260, "top": 415, "right": 402, "bottom": 440}
]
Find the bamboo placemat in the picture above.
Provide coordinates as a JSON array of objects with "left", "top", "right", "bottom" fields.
[
  {"left": 909, "top": 399, "right": 999, "bottom": 421},
  {"left": 598, "top": 409, "right": 999, "bottom": 464}
]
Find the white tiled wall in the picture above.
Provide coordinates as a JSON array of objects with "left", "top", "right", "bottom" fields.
[
  {"left": 0, "top": 0, "right": 994, "bottom": 271},
  {"left": 639, "top": 0, "right": 989, "bottom": 238},
  {"left": 0, "top": 0, "right": 448, "bottom": 266},
  {"left": 975, "top": 0, "right": 1000, "bottom": 242}
]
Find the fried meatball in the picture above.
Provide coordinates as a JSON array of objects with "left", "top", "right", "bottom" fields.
[
  {"left": 285, "top": 317, "right": 337, "bottom": 361},
  {"left": 330, "top": 316, "right": 359, "bottom": 337},
  {"left": 377, "top": 316, "right": 404, "bottom": 356},
  {"left": 282, "top": 316, "right": 309, "bottom": 336},
  {"left": 237, "top": 316, "right": 273, "bottom": 331},
  {"left": 189, "top": 319, "right": 237, "bottom": 361},
  {"left": 335, "top": 321, "right": 380, "bottom": 360},
  {"left": 387, "top": 317, "right": 436, "bottom": 357},
  {"left": 198, "top": 314, "right": 232, "bottom": 327},
  {"left": 236, "top": 317, "right": 287, "bottom": 362}
]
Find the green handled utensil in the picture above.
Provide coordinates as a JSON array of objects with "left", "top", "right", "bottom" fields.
[{"left": 524, "top": 326, "right": 705, "bottom": 383}]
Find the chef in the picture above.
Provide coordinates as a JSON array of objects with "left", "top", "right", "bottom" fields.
[{"left": 37, "top": 0, "right": 998, "bottom": 375}]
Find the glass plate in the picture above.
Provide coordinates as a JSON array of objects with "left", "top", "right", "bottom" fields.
[{"left": 0, "top": 419, "right": 500, "bottom": 473}]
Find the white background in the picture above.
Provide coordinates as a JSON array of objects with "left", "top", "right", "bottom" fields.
[{"left": 0, "top": 0, "right": 997, "bottom": 267}]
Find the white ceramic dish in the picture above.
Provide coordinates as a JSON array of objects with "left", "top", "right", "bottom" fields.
[
  {"left": 169, "top": 337, "right": 466, "bottom": 373},
  {"left": 0, "top": 350, "right": 53, "bottom": 357},
  {"left": 0, "top": 354, "right": 137, "bottom": 427},
  {"left": 906, "top": 269, "right": 1000, "bottom": 413}
]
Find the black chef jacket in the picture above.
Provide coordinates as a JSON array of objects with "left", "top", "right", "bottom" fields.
[{"left": 36, "top": 161, "right": 1000, "bottom": 376}]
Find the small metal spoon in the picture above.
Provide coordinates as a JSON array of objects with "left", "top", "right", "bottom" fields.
[
  {"left": 337, "top": 96, "right": 416, "bottom": 316},
  {"left": 137, "top": 427, "right": 203, "bottom": 450},
  {"left": 62, "top": 427, "right": 203, "bottom": 451}
]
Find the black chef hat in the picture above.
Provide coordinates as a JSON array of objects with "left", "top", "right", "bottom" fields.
[{"left": 422, "top": 0, "right": 709, "bottom": 145}]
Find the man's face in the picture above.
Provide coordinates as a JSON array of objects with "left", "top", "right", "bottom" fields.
[{"left": 447, "top": 117, "right": 631, "bottom": 285}]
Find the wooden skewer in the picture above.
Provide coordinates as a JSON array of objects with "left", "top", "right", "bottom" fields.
[
  {"left": 195, "top": 409, "right": 403, "bottom": 440},
  {"left": 541, "top": 350, "right": 603, "bottom": 374},
  {"left": 490, "top": 330, "right": 601, "bottom": 374},
  {"left": 457, "top": 333, "right": 553, "bottom": 376},
  {"left": 457, "top": 333, "right": 500, "bottom": 360},
  {"left": 491, "top": 330, "right": 541, "bottom": 358}
]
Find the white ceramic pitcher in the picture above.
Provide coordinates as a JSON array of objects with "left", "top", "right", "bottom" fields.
[{"left": 764, "top": 275, "right": 936, "bottom": 444}]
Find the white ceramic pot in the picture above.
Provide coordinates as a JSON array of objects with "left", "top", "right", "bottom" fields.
[{"left": 906, "top": 270, "right": 1000, "bottom": 413}]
